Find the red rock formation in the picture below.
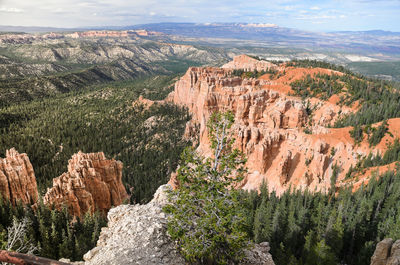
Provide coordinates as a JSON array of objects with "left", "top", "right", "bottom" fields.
[
  {"left": 0, "top": 148, "right": 38, "bottom": 204},
  {"left": 44, "top": 152, "right": 129, "bottom": 216},
  {"left": 169, "top": 56, "right": 400, "bottom": 194}
]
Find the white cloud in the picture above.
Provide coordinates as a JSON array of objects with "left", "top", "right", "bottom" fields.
[
  {"left": 312, "top": 21, "right": 327, "bottom": 24},
  {"left": 0, "top": 0, "right": 397, "bottom": 31},
  {"left": 296, "top": 14, "right": 337, "bottom": 20},
  {"left": 0, "top": 7, "right": 23, "bottom": 13},
  {"left": 283, "top": 5, "right": 296, "bottom": 11},
  {"left": 265, "top": 11, "right": 286, "bottom": 18}
]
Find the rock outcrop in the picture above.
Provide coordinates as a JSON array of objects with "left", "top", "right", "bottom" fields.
[
  {"left": 83, "top": 185, "right": 185, "bottom": 265},
  {"left": 371, "top": 238, "right": 400, "bottom": 265},
  {"left": 168, "top": 56, "right": 400, "bottom": 194},
  {"left": 44, "top": 152, "right": 129, "bottom": 216},
  {"left": 0, "top": 148, "right": 38, "bottom": 204},
  {"left": 222, "top": 54, "right": 278, "bottom": 72},
  {"left": 82, "top": 184, "right": 275, "bottom": 265}
]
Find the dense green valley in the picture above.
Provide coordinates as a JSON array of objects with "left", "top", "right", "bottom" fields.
[
  {"left": 347, "top": 61, "right": 400, "bottom": 82},
  {"left": 0, "top": 74, "right": 192, "bottom": 261},
  {"left": 0, "top": 75, "right": 190, "bottom": 203}
]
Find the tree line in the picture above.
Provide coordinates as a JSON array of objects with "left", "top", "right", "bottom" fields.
[{"left": 238, "top": 166, "right": 400, "bottom": 265}]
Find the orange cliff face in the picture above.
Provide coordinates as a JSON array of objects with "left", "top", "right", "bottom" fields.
[
  {"left": 0, "top": 148, "right": 39, "bottom": 204},
  {"left": 44, "top": 152, "right": 129, "bottom": 217},
  {"left": 168, "top": 55, "right": 400, "bottom": 194}
]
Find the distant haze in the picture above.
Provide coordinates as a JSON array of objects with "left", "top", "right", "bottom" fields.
[{"left": 0, "top": 0, "right": 399, "bottom": 32}]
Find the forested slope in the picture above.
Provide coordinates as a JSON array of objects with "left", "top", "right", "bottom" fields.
[
  {"left": 0, "top": 38, "right": 229, "bottom": 107},
  {"left": 0, "top": 75, "right": 190, "bottom": 203}
]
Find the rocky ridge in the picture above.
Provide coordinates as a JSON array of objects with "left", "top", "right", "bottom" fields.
[
  {"left": 0, "top": 148, "right": 38, "bottom": 204},
  {"left": 43, "top": 151, "right": 129, "bottom": 216},
  {"left": 67, "top": 30, "right": 163, "bottom": 39},
  {"left": 168, "top": 55, "right": 400, "bottom": 194},
  {"left": 0, "top": 30, "right": 162, "bottom": 44},
  {"left": 81, "top": 184, "right": 275, "bottom": 265},
  {"left": 222, "top": 54, "right": 278, "bottom": 72}
]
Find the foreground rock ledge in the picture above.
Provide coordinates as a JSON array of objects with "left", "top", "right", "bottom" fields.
[
  {"left": 79, "top": 184, "right": 275, "bottom": 265},
  {"left": 371, "top": 238, "right": 400, "bottom": 265}
]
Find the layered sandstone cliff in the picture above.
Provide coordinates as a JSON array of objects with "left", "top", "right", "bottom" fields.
[
  {"left": 44, "top": 152, "right": 129, "bottom": 216},
  {"left": 169, "top": 55, "right": 400, "bottom": 194},
  {"left": 0, "top": 148, "right": 38, "bottom": 204}
]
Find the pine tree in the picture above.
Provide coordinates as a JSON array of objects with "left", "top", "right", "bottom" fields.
[
  {"left": 164, "top": 111, "right": 248, "bottom": 264},
  {"left": 312, "top": 239, "right": 337, "bottom": 265},
  {"left": 253, "top": 197, "right": 273, "bottom": 243}
]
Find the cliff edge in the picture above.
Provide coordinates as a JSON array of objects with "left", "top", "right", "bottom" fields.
[{"left": 82, "top": 184, "right": 275, "bottom": 265}]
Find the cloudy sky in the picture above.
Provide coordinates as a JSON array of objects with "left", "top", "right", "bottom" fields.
[{"left": 0, "top": 0, "right": 399, "bottom": 32}]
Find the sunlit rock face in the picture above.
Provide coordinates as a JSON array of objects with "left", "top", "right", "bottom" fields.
[
  {"left": 0, "top": 148, "right": 38, "bottom": 204},
  {"left": 168, "top": 55, "right": 400, "bottom": 194},
  {"left": 44, "top": 151, "right": 129, "bottom": 216}
]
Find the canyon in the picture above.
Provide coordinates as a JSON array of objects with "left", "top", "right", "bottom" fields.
[
  {"left": 0, "top": 149, "right": 128, "bottom": 216},
  {"left": 1, "top": 54, "right": 397, "bottom": 213},
  {"left": 168, "top": 54, "right": 400, "bottom": 194}
]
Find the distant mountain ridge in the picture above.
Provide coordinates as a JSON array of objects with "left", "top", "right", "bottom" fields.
[
  {"left": 1, "top": 22, "right": 399, "bottom": 56},
  {"left": 125, "top": 23, "right": 400, "bottom": 55}
]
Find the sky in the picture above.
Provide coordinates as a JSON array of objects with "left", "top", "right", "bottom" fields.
[{"left": 0, "top": 0, "right": 399, "bottom": 32}]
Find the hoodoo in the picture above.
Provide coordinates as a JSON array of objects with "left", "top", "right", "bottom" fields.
[
  {"left": 44, "top": 151, "right": 129, "bottom": 216},
  {"left": 0, "top": 148, "right": 38, "bottom": 204}
]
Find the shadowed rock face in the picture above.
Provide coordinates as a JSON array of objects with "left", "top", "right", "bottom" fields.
[
  {"left": 371, "top": 238, "right": 400, "bottom": 265},
  {"left": 44, "top": 151, "right": 129, "bottom": 216},
  {"left": 168, "top": 56, "right": 400, "bottom": 194},
  {"left": 0, "top": 148, "right": 38, "bottom": 204}
]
